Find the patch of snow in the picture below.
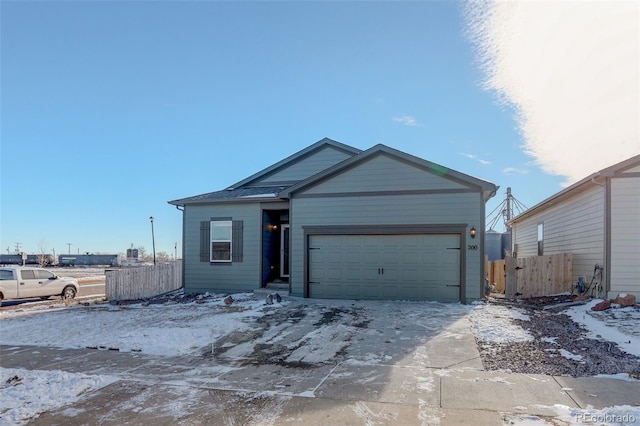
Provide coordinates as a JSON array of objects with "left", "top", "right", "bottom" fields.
[
  {"left": 469, "top": 304, "right": 533, "bottom": 343},
  {"left": 0, "top": 367, "right": 117, "bottom": 425},
  {"left": 0, "top": 294, "right": 271, "bottom": 356},
  {"left": 558, "top": 349, "right": 584, "bottom": 362},
  {"left": 503, "top": 404, "right": 640, "bottom": 426},
  {"left": 566, "top": 300, "right": 640, "bottom": 357}
]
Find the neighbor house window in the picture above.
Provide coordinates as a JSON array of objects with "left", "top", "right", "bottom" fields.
[
  {"left": 537, "top": 223, "right": 544, "bottom": 256},
  {"left": 211, "top": 220, "right": 232, "bottom": 262}
]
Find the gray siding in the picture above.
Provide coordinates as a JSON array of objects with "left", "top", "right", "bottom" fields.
[
  {"left": 183, "top": 203, "right": 262, "bottom": 294},
  {"left": 512, "top": 185, "right": 605, "bottom": 289},
  {"left": 303, "top": 154, "right": 469, "bottom": 194},
  {"left": 254, "top": 146, "right": 353, "bottom": 185},
  {"left": 290, "top": 191, "right": 484, "bottom": 301},
  {"left": 610, "top": 176, "right": 640, "bottom": 296}
]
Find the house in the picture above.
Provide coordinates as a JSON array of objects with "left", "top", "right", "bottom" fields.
[
  {"left": 169, "top": 138, "right": 498, "bottom": 303},
  {"left": 508, "top": 154, "right": 640, "bottom": 299}
]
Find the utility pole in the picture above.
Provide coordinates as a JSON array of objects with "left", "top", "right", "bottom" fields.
[
  {"left": 14, "top": 242, "right": 21, "bottom": 253},
  {"left": 174, "top": 242, "right": 177, "bottom": 260},
  {"left": 66, "top": 243, "right": 72, "bottom": 254},
  {"left": 149, "top": 216, "right": 156, "bottom": 265},
  {"left": 506, "top": 187, "right": 512, "bottom": 228}
]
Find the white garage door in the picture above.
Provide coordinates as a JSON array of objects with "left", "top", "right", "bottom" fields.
[{"left": 308, "top": 234, "right": 461, "bottom": 302}]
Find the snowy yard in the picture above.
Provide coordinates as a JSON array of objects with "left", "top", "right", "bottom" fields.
[{"left": 1, "top": 293, "right": 638, "bottom": 425}]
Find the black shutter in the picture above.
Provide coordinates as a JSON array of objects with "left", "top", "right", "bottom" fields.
[
  {"left": 200, "top": 221, "right": 210, "bottom": 262},
  {"left": 232, "top": 220, "right": 243, "bottom": 262}
]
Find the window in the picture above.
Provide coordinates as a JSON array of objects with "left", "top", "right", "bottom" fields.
[
  {"left": 0, "top": 270, "right": 14, "bottom": 280},
  {"left": 537, "top": 223, "right": 544, "bottom": 256},
  {"left": 21, "top": 270, "right": 36, "bottom": 279},
  {"left": 200, "top": 219, "right": 243, "bottom": 263},
  {"left": 211, "top": 220, "right": 232, "bottom": 262},
  {"left": 36, "top": 270, "right": 54, "bottom": 280}
]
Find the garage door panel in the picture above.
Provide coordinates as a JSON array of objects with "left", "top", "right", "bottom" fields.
[{"left": 308, "top": 234, "right": 461, "bottom": 302}]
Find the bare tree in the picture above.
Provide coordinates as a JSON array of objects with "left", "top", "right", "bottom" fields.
[
  {"left": 136, "top": 246, "right": 147, "bottom": 259},
  {"left": 156, "top": 251, "right": 171, "bottom": 262},
  {"left": 37, "top": 240, "right": 49, "bottom": 267}
]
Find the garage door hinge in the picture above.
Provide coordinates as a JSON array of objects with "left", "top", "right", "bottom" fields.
[
  {"left": 309, "top": 247, "right": 320, "bottom": 250},
  {"left": 309, "top": 281, "right": 320, "bottom": 284},
  {"left": 446, "top": 284, "right": 461, "bottom": 287},
  {"left": 446, "top": 247, "right": 461, "bottom": 250}
]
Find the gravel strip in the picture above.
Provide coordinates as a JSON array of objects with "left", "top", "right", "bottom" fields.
[{"left": 477, "top": 300, "right": 640, "bottom": 377}]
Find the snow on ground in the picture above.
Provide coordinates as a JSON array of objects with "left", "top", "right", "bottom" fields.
[
  {"left": 1, "top": 295, "right": 639, "bottom": 425},
  {"left": 0, "top": 294, "right": 267, "bottom": 356},
  {"left": 566, "top": 299, "right": 640, "bottom": 357},
  {"left": 0, "top": 367, "right": 117, "bottom": 426},
  {"left": 469, "top": 303, "right": 533, "bottom": 343},
  {"left": 505, "top": 404, "right": 640, "bottom": 425}
]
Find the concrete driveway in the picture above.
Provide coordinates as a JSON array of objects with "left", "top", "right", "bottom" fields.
[{"left": 1, "top": 296, "right": 638, "bottom": 425}]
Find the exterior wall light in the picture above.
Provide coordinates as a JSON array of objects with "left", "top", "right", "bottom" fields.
[
  {"left": 267, "top": 224, "right": 278, "bottom": 232},
  {"left": 470, "top": 227, "right": 477, "bottom": 239}
]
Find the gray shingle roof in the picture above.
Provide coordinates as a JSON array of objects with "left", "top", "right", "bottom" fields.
[{"left": 168, "top": 185, "right": 287, "bottom": 206}]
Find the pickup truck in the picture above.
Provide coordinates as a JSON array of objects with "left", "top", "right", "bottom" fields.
[{"left": 0, "top": 267, "right": 79, "bottom": 304}]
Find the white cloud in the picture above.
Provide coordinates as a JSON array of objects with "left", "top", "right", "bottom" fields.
[
  {"left": 503, "top": 167, "right": 528, "bottom": 175},
  {"left": 464, "top": 0, "right": 640, "bottom": 185},
  {"left": 392, "top": 115, "right": 421, "bottom": 127},
  {"left": 460, "top": 152, "right": 492, "bottom": 165}
]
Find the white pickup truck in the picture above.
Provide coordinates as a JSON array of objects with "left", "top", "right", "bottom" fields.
[{"left": 0, "top": 267, "right": 79, "bottom": 304}]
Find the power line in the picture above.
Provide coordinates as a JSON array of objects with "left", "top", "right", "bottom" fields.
[{"left": 486, "top": 187, "right": 528, "bottom": 232}]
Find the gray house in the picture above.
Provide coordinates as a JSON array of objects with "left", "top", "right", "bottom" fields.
[
  {"left": 169, "top": 138, "right": 498, "bottom": 303},
  {"left": 509, "top": 154, "right": 640, "bottom": 299}
]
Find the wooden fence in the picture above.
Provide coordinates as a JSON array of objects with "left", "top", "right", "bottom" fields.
[
  {"left": 486, "top": 259, "right": 506, "bottom": 293},
  {"left": 504, "top": 253, "right": 573, "bottom": 299},
  {"left": 105, "top": 261, "right": 182, "bottom": 301}
]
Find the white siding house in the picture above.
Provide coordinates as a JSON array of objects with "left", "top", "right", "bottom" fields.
[{"left": 509, "top": 155, "right": 640, "bottom": 298}]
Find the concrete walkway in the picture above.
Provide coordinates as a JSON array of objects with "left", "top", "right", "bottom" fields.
[{"left": 2, "top": 318, "right": 638, "bottom": 425}]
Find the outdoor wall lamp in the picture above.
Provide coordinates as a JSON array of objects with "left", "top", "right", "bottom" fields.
[
  {"left": 470, "top": 227, "right": 477, "bottom": 239},
  {"left": 267, "top": 224, "right": 278, "bottom": 232}
]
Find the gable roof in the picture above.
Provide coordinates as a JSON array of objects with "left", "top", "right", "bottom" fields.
[
  {"left": 226, "top": 137, "right": 361, "bottom": 189},
  {"left": 509, "top": 154, "right": 640, "bottom": 224},
  {"left": 279, "top": 144, "right": 498, "bottom": 201},
  {"left": 168, "top": 138, "right": 361, "bottom": 206},
  {"left": 168, "top": 140, "right": 500, "bottom": 206}
]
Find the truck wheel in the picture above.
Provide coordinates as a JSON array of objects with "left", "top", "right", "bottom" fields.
[{"left": 62, "top": 286, "right": 77, "bottom": 300}]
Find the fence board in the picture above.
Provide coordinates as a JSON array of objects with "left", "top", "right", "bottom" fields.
[
  {"left": 487, "top": 259, "right": 506, "bottom": 293},
  {"left": 105, "top": 261, "right": 183, "bottom": 301},
  {"left": 504, "top": 253, "right": 573, "bottom": 299}
]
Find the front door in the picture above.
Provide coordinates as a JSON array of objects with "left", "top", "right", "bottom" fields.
[{"left": 280, "top": 225, "right": 290, "bottom": 278}]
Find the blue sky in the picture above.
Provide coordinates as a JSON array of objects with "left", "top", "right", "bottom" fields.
[{"left": 1, "top": 1, "right": 638, "bottom": 257}]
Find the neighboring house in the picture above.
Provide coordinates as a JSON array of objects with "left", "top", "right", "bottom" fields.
[
  {"left": 508, "top": 154, "right": 640, "bottom": 299},
  {"left": 169, "top": 138, "right": 498, "bottom": 303}
]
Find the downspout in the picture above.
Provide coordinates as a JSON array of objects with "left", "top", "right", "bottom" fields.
[
  {"left": 590, "top": 174, "right": 608, "bottom": 297},
  {"left": 175, "top": 204, "right": 186, "bottom": 290}
]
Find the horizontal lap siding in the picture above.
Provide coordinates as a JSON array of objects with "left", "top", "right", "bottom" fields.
[
  {"left": 257, "top": 147, "right": 353, "bottom": 184},
  {"left": 291, "top": 192, "right": 483, "bottom": 299},
  {"left": 610, "top": 177, "right": 640, "bottom": 295},
  {"left": 302, "top": 154, "right": 468, "bottom": 193},
  {"left": 512, "top": 186, "right": 605, "bottom": 287},
  {"left": 184, "top": 204, "right": 260, "bottom": 294}
]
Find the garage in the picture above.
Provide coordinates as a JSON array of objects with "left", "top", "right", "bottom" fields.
[{"left": 308, "top": 234, "right": 461, "bottom": 302}]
